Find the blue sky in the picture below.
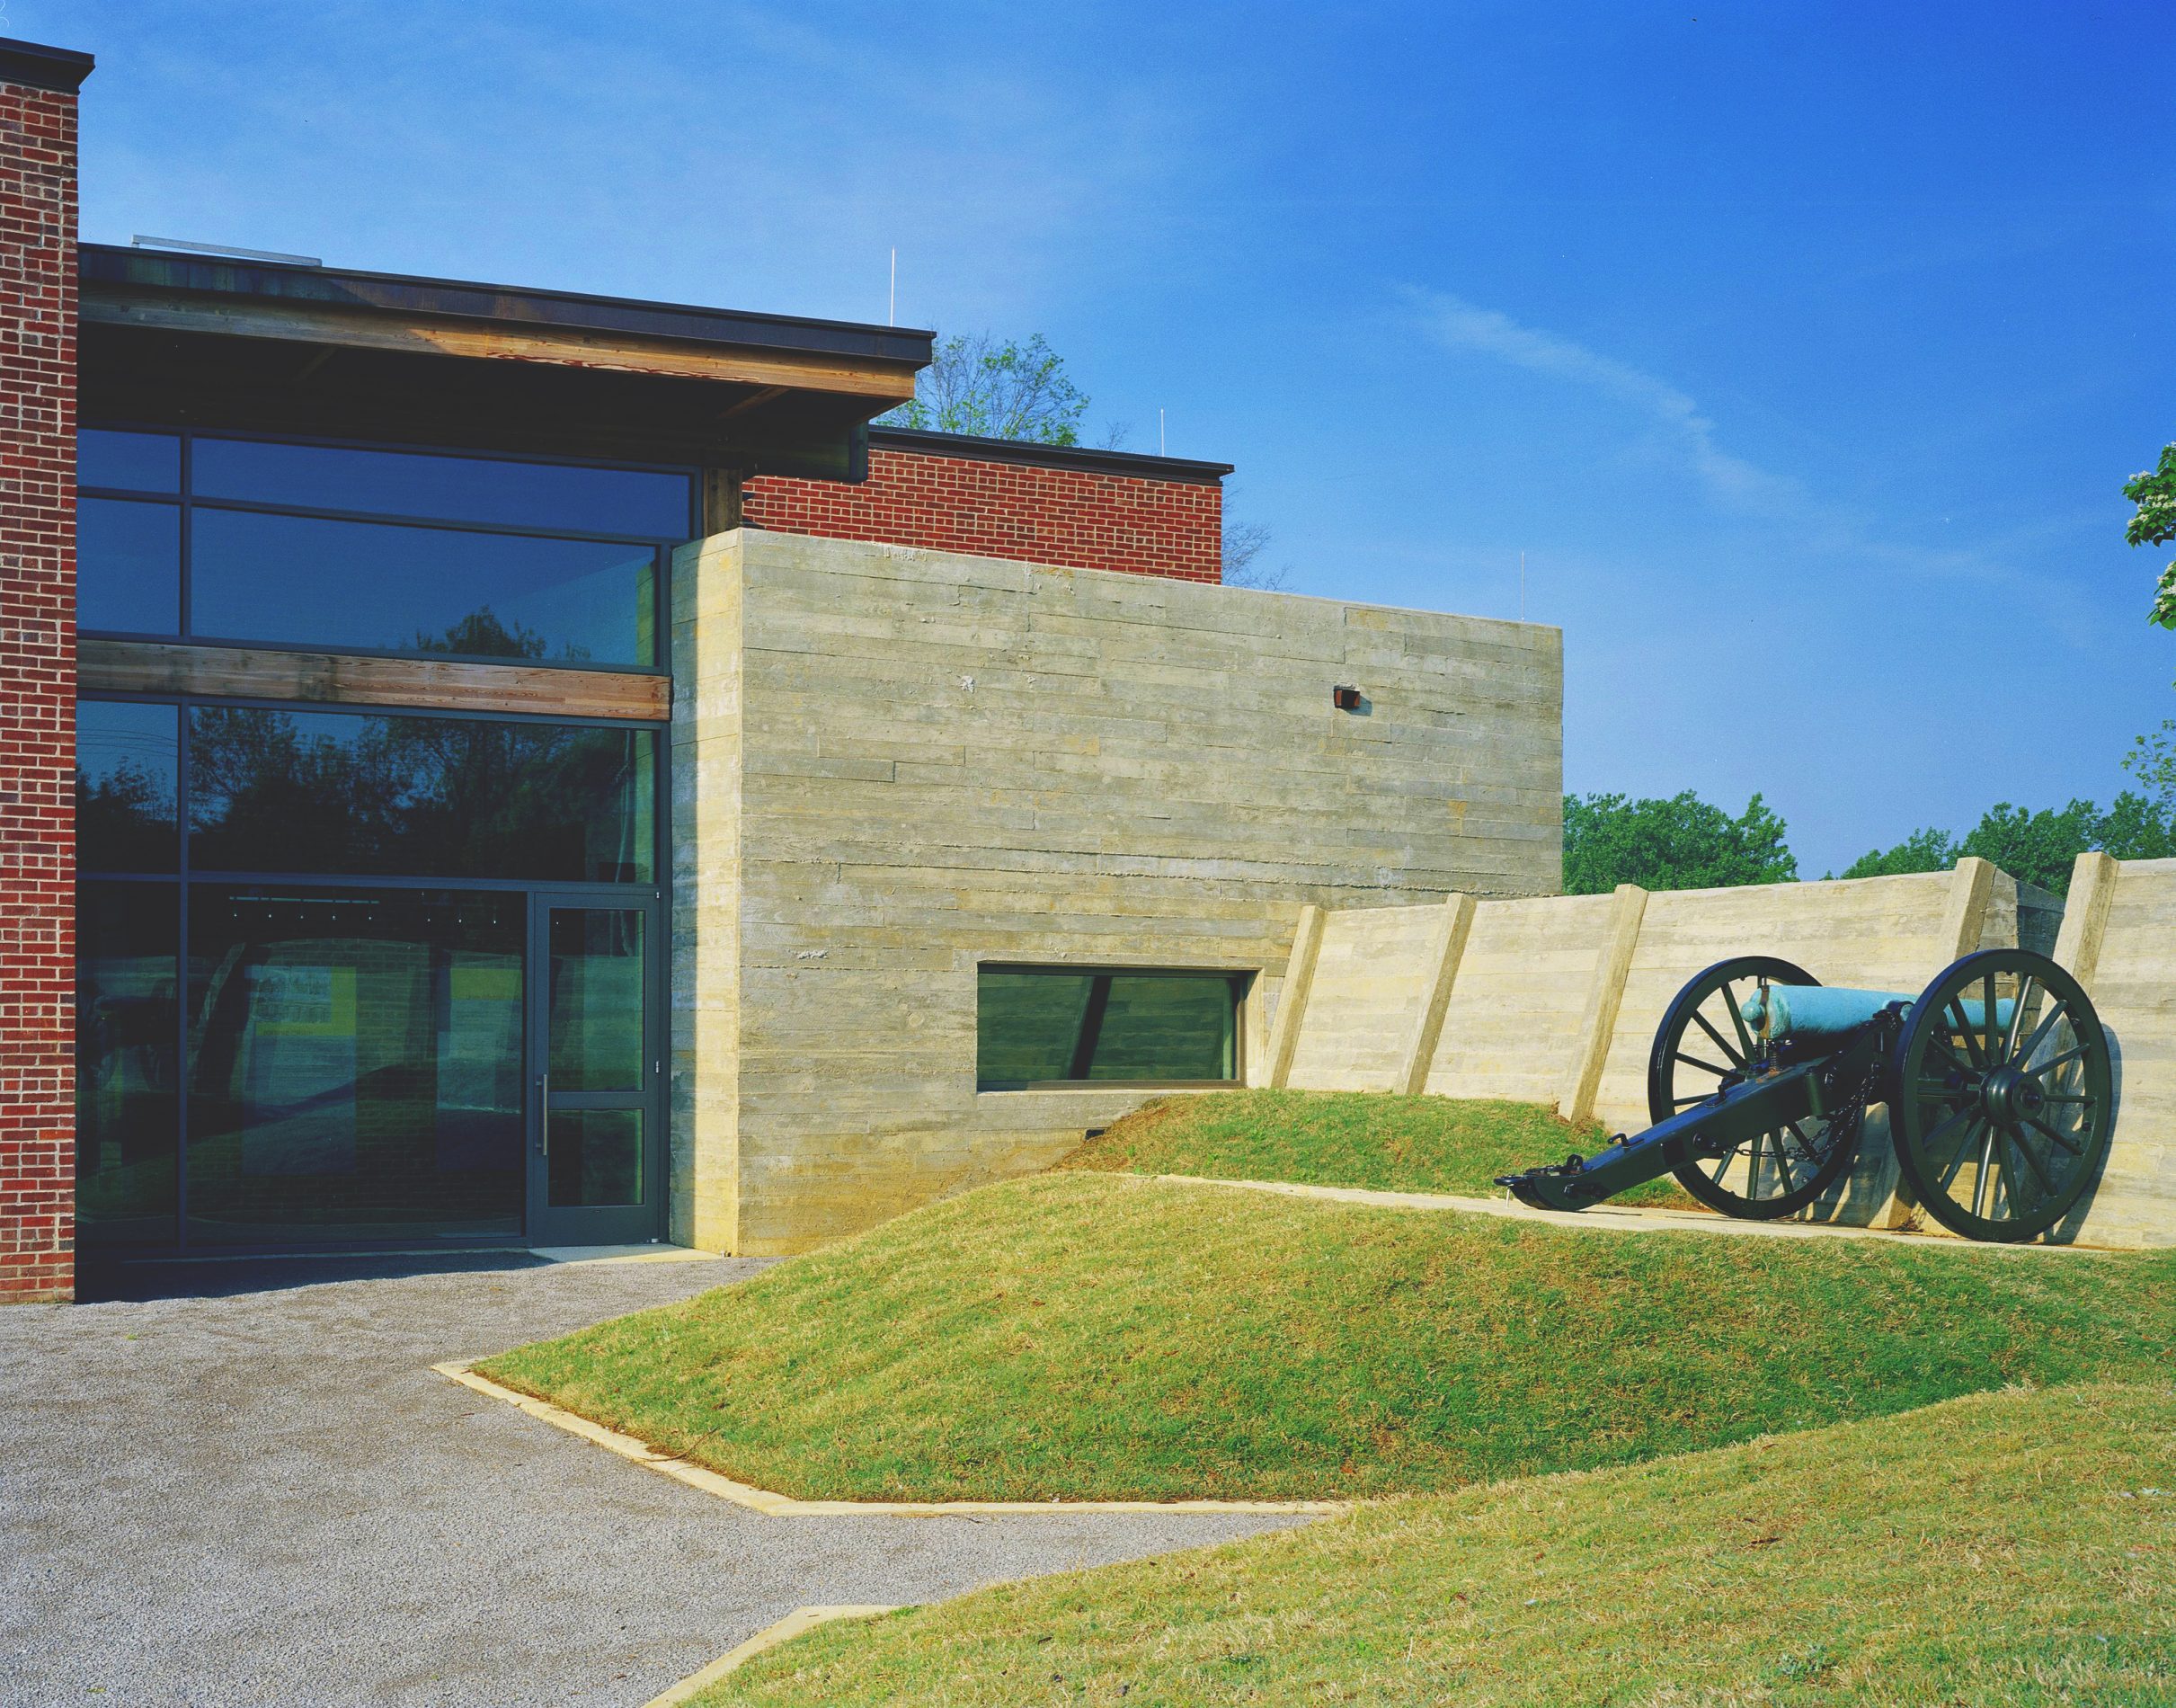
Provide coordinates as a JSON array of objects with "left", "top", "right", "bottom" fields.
[{"left": 33, "top": 0, "right": 2176, "bottom": 874}]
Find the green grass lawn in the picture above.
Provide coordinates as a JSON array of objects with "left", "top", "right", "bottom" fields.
[
  {"left": 696, "top": 1381, "right": 2176, "bottom": 1707},
  {"left": 477, "top": 1171, "right": 2175, "bottom": 1502},
  {"left": 1058, "top": 1088, "right": 1690, "bottom": 1206}
]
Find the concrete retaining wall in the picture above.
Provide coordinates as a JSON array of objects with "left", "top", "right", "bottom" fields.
[
  {"left": 2052, "top": 853, "right": 2176, "bottom": 1248},
  {"left": 1273, "top": 856, "right": 2169, "bottom": 1249},
  {"left": 672, "top": 528, "right": 1563, "bottom": 1255}
]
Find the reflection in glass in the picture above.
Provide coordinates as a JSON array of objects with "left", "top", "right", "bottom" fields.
[
  {"left": 1088, "top": 976, "right": 1238, "bottom": 1081},
  {"left": 79, "top": 496, "right": 181, "bottom": 635},
  {"left": 78, "top": 700, "right": 180, "bottom": 872},
  {"left": 976, "top": 972, "right": 1095, "bottom": 1085},
  {"left": 77, "top": 884, "right": 180, "bottom": 1247},
  {"left": 192, "top": 438, "right": 692, "bottom": 538},
  {"left": 976, "top": 968, "right": 1242, "bottom": 1090},
  {"left": 185, "top": 887, "right": 524, "bottom": 1244},
  {"left": 547, "top": 1110, "right": 644, "bottom": 1207},
  {"left": 191, "top": 508, "right": 659, "bottom": 665},
  {"left": 80, "top": 429, "right": 181, "bottom": 494},
  {"left": 187, "top": 707, "right": 654, "bottom": 883},
  {"left": 548, "top": 910, "right": 644, "bottom": 1091}
]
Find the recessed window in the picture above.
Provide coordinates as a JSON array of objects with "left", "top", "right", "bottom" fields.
[{"left": 977, "top": 965, "right": 1245, "bottom": 1090}]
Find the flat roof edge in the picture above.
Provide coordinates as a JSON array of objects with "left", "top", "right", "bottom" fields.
[
  {"left": 0, "top": 36, "right": 94, "bottom": 92},
  {"left": 868, "top": 425, "right": 1232, "bottom": 484},
  {"left": 79, "top": 243, "right": 933, "bottom": 368}
]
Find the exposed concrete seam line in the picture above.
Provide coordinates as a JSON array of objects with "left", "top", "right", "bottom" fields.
[
  {"left": 641, "top": 1606, "right": 903, "bottom": 1707},
  {"left": 434, "top": 1362, "right": 1347, "bottom": 1517},
  {"left": 1141, "top": 1175, "right": 2096, "bottom": 1253}
]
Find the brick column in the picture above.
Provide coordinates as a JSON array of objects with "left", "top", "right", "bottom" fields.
[{"left": 0, "top": 38, "right": 93, "bottom": 1303}]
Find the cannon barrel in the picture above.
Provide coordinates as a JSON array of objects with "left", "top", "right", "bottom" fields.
[
  {"left": 1499, "top": 1059, "right": 1828, "bottom": 1213},
  {"left": 1741, "top": 983, "right": 2013, "bottom": 1045}
]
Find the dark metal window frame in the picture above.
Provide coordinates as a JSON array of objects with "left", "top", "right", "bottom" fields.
[
  {"left": 75, "top": 687, "right": 672, "bottom": 1261},
  {"left": 77, "top": 423, "right": 701, "bottom": 677},
  {"left": 975, "top": 962, "right": 1252, "bottom": 1093}
]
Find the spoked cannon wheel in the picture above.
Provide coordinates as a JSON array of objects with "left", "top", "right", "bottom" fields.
[
  {"left": 1647, "top": 956, "right": 1864, "bottom": 1219},
  {"left": 1891, "top": 949, "right": 2115, "bottom": 1243}
]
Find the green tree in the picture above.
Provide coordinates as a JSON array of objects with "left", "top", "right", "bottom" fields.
[
  {"left": 2127, "top": 440, "right": 2176, "bottom": 631},
  {"left": 878, "top": 332, "right": 1088, "bottom": 445},
  {"left": 1839, "top": 795, "right": 2176, "bottom": 895},
  {"left": 1562, "top": 790, "right": 1797, "bottom": 894},
  {"left": 2125, "top": 723, "right": 2175, "bottom": 810},
  {"left": 1835, "top": 824, "right": 1955, "bottom": 880}
]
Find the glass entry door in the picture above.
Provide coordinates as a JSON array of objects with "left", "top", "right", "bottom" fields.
[{"left": 528, "top": 896, "right": 662, "bottom": 1246}]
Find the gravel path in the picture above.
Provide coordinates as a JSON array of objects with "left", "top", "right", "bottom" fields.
[{"left": 0, "top": 1253, "right": 1301, "bottom": 1707}]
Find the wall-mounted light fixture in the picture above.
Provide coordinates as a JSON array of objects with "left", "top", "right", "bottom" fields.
[{"left": 1332, "top": 685, "right": 1363, "bottom": 711}]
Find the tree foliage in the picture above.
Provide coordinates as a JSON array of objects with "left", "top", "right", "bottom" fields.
[
  {"left": 1837, "top": 794, "right": 2176, "bottom": 895},
  {"left": 1562, "top": 790, "right": 1797, "bottom": 894},
  {"left": 2126, "top": 722, "right": 2176, "bottom": 811},
  {"left": 877, "top": 332, "right": 1088, "bottom": 446},
  {"left": 2127, "top": 440, "right": 2176, "bottom": 631}
]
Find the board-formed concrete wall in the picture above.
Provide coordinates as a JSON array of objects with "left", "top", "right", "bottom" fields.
[
  {"left": 1283, "top": 903, "right": 1448, "bottom": 1092},
  {"left": 1588, "top": 866, "right": 1999, "bottom": 1134},
  {"left": 2054, "top": 853, "right": 2176, "bottom": 1249},
  {"left": 1274, "top": 856, "right": 2173, "bottom": 1248},
  {"left": 671, "top": 528, "right": 1563, "bottom": 1254},
  {"left": 1424, "top": 893, "right": 1621, "bottom": 1106}
]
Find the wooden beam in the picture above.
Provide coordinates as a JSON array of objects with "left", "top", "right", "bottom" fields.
[
  {"left": 82, "top": 290, "right": 921, "bottom": 402},
  {"left": 79, "top": 638, "right": 669, "bottom": 721}
]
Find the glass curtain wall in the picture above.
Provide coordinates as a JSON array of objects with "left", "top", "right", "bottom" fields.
[
  {"left": 78, "top": 697, "right": 662, "bottom": 1250},
  {"left": 77, "top": 429, "right": 692, "bottom": 667},
  {"left": 75, "top": 430, "right": 688, "bottom": 1253}
]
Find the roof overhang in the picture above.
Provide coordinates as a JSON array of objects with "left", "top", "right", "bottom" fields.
[{"left": 78, "top": 244, "right": 933, "bottom": 478}]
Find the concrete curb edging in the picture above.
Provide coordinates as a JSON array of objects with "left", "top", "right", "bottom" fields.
[
  {"left": 641, "top": 1605, "right": 903, "bottom": 1706},
  {"left": 434, "top": 1361, "right": 1347, "bottom": 1517},
  {"left": 1144, "top": 1174, "right": 2098, "bottom": 1253}
]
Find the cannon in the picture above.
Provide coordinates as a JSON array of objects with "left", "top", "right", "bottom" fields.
[{"left": 1496, "top": 948, "right": 2115, "bottom": 1243}]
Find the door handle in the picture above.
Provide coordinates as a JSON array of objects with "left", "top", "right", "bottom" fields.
[{"left": 537, "top": 1072, "right": 549, "bottom": 1157}]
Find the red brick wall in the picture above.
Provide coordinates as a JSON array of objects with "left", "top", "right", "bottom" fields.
[
  {"left": 745, "top": 443, "right": 1223, "bottom": 583},
  {"left": 0, "top": 64, "right": 84, "bottom": 1302}
]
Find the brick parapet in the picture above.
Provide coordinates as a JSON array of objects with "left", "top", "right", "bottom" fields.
[
  {"left": 744, "top": 443, "right": 1223, "bottom": 583},
  {"left": 0, "top": 68, "right": 81, "bottom": 1301}
]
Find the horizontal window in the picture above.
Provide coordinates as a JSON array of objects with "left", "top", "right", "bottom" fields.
[
  {"left": 76, "top": 430, "right": 693, "bottom": 667},
  {"left": 192, "top": 438, "right": 692, "bottom": 538},
  {"left": 191, "top": 507, "right": 658, "bottom": 665},
  {"left": 81, "top": 428, "right": 181, "bottom": 494},
  {"left": 977, "top": 966, "right": 1244, "bottom": 1090},
  {"left": 187, "top": 706, "right": 655, "bottom": 884},
  {"left": 79, "top": 699, "right": 180, "bottom": 872},
  {"left": 79, "top": 496, "right": 181, "bottom": 635}
]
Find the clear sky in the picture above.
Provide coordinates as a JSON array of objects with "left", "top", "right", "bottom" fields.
[{"left": 32, "top": 0, "right": 2176, "bottom": 875}]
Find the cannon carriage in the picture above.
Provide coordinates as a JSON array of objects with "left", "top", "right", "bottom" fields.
[{"left": 1497, "top": 948, "right": 2116, "bottom": 1243}]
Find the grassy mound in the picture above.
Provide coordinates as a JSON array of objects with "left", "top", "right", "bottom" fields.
[
  {"left": 478, "top": 1172, "right": 2174, "bottom": 1502},
  {"left": 697, "top": 1382, "right": 2176, "bottom": 1707},
  {"left": 1058, "top": 1088, "right": 1689, "bottom": 1206}
]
